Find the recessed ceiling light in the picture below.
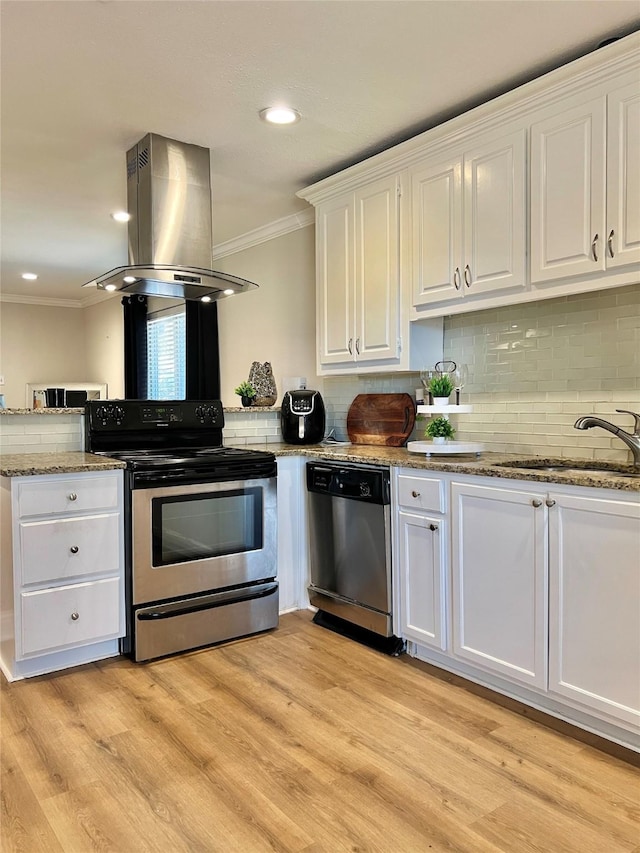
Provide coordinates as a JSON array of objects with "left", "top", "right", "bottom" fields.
[
  {"left": 259, "top": 107, "right": 300, "bottom": 125},
  {"left": 104, "top": 284, "right": 118, "bottom": 292},
  {"left": 21, "top": 272, "right": 38, "bottom": 281},
  {"left": 223, "top": 289, "right": 235, "bottom": 296},
  {"left": 111, "top": 211, "right": 131, "bottom": 223},
  {"left": 123, "top": 275, "right": 136, "bottom": 284},
  {"left": 200, "top": 295, "right": 212, "bottom": 303}
]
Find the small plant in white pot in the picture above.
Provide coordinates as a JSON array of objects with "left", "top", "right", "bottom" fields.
[
  {"left": 425, "top": 416, "right": 455, "bottom": 444},
  {"left": 429, "top": 374, "right": 453, "bottom": 403}
]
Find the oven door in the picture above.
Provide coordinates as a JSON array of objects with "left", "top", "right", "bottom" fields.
[{"left": 131, "top": 476, "right": 277, "bottom": 605}]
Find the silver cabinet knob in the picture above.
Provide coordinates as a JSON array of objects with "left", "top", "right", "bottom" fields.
[
  {"left": 71, "top": 612, "right": 79, "bottom": 621},
  {"left": 464, "top": 264, "right": 472, "bottom": 287},
  {"left": 546, "top": 498, "right": 556, "bottom": 507},
  {"left": 429, "top": 523, "right": 438, "bottom": 532},
  {"left": 591, "top": 233, "right": 599, "bottom": 262},
  {"left": 411, "top": 490, "right": 421, "bottom": 498},
  {"left": 68, "top": 492, "right": 78, "bottom": 502},
  {"left": 453, "top": 267, "right": 461, "bottom": 290},
  {"left": 531, "top": 499, "right": 543, "bottom": 507},
  {"left": 70, "top": 545, "right": 79, "bottom": 554},
  {"left": 348, "top": 338, "right": 353, "bottom": 355},
  {"left": 607, "top": 229, "right": 615, "bottom": 258}
]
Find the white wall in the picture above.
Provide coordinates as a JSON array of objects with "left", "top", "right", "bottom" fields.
[
  {"left": 0, "top": 224, "right": 318, "bottom": 410},
  {"left": 83, "top": 296, "right": 125, "bottom": 400},
  {"left": 215, "top": 225, "right": 318, "bottom": 406},
  {"left": 0, "top": 302, "right": 88, "bottom": 407}
]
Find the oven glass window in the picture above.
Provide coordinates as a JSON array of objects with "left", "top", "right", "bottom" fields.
[{"left": 151, "top": 488, "right": 263, "bottom": 566}]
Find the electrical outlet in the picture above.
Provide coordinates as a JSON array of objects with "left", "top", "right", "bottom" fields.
[{"left": 0, "top": 375, "right": 5, "bottom": 386}]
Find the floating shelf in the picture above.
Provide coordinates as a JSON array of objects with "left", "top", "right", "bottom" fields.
[
  {"left": 407, "top": 440, "right": 484, "bottom": 456},
  {"left": 417, "top": 404, "right": 472, "bottom": 415}
]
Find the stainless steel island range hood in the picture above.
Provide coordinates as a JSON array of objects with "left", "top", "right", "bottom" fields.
[{"left": 83, "top": 133, "right": 258, "bottom": 301}]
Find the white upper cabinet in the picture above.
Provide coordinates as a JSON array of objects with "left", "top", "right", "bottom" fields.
[
  {"left": 531, "top": 96, "right": 607, "bottom": 282},
  {"left": 606, "top": 80, "right": 640, "bottom": 270},
  {"left": 300, "top": 33, "right": 639, "bottom": 324},
  {"left": 412, "top": 130, "right": 526, "bottom": 308},
  {"left": 315, "top": 174, "right": 400, "bottom": 369},
  {"left": 531, "top": 77, "right": 640, "bottom": 284}
]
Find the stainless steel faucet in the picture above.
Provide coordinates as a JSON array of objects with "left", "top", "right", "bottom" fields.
[{"left": 574, "top": 409, "right": 640, "bottom": 466}]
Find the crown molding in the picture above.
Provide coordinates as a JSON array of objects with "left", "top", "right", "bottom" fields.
[
  {"left": 212, "top": 209, "right": 314, "bottom": 259},
  {"left": 0, "top": 292, "right": 84, "bottom": 309}
]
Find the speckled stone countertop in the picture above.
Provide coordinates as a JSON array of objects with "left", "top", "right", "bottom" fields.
[
  {"left": 0, "top": 408, "right": 85, "bottom": 415},
  {"left": 252, "top": 442, "right": 640, "bottom": 493},
  {"left": 0, "top": 452, "right": 126, "bottom": 477}
]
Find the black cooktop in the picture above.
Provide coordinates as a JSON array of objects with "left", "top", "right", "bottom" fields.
[{"left": 100, "top": 445, "right": 273, "bottom": 471}]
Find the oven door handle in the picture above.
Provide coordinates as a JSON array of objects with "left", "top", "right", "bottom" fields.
[{"left": 137, "top": 582, "right": 278, "bottom": 621}]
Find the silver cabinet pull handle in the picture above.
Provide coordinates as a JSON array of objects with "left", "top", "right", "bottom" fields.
[
  {"left": 453, "top": 267, "right": 461, "bottom": 290},
  {"left": 429, "top": 523, "right": 438, "bottom": 532},
  {"left": 545, "top": 499, "right": 556, "bottom": 507},
  {"left": 591, "top": 233, "right": 599, "bottom": 262},
  {"left": 411, "top": 490, "right": 420, "bottom": 498},
  {"left": 607, "top": 229, "right": 614, "bottom": 258},
  {"left": 348, "top": 338, "right": 353, "bottom": 355},
  {"left": 70, "top": 545, "right": 79, "bottom": 554},
  {"left": 464, "top": 265, "right": 472, "bottom": 287},
  {"left": 355, "top": 338, "right": 360, "bottom": 355},
  {"left": 531, "top": 499, "right": 542, "bottom": 508},
  {"left": 71, "top": 612, "right": 79, "bottom": 621},
  {"left": 68, "top": 492, "right": 78, "bottom": 501}
]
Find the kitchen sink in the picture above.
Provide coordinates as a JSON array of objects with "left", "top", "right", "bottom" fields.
[{"left": 494, "top": 461, "right": 640, "bottom": 479}]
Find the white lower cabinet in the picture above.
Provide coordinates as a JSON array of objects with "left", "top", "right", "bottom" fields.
[
  {"left": 0, "top": 469, "right": 125, "bottom": 680},
  {"left": 451, "top": 481, "right": 547, "bottom": 689},
  {"left": 395, "top": 472, "right": 448, "bottom": 651},
  {"left": 548, "top": 491, "right": 640, "bottom": 728},
  {"left": 393, "top": 468, "right": 640, "bottom": 749},
  {"left": 397, "top": 510, "right": 446, "bottom": 651}
]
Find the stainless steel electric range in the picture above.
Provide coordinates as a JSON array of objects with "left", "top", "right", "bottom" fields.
[{"left": 85, "top": 399, "right": 278, "bottom": 662}]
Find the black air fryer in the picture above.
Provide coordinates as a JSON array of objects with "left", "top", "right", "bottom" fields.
[{"left": 281, "top": 390, "right": 325, "bottom": 445}]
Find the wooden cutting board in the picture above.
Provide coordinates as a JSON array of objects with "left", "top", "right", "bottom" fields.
[{"left": 347, "top": 393, "right": 416, "bottom": 446}]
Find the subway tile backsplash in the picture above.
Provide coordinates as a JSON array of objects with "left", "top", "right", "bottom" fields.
[{"left": 323, "top": 284, "right": 640, "bottom": 464}]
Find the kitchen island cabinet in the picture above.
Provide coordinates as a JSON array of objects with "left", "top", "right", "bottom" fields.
[{"left": 0, "top": 467, "right": 125, "bottom": 680}]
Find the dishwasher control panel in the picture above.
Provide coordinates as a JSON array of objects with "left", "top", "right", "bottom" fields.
[{"left": 306, "top": 462, "right": 390, "bottom": 504}]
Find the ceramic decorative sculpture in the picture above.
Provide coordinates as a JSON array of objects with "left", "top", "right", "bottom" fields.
[{"left": 248, "top": 362, "right": 277, "bottom": 406}]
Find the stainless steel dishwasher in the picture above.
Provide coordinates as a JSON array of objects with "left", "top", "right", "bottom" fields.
[{"left": 306, "top": 461, "right": 403, "bottom": 654}]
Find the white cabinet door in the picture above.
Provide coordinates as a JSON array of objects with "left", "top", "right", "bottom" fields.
[
  {"left": 531, "top": 97, "right": 607, "bottom": 283},
  {"left": 398, "top": 510, "right": 446, "bottom": 651},
  {"left": 355, "top": 175, "right": 400, "bottom": 362},
  {"left": 606, "top": 81, "right": 640, "bottom": 270},
  {"left": 548, "top": 492, "right": 640, "bottom": 728},
  {"left": 316, "top": 194, "right": 355, "bottom": 365},
  {"left": 451, "top": 482, "right": 547, "bottom": 688},
  {"left": 411, "top": 129, "right": 526, "bottom": 308},
  {"left": 411, "top": 157, "right": 463, "bottom": 306},
  {"left": 463, "top": 129, "right": 526, "bottom": 296}
]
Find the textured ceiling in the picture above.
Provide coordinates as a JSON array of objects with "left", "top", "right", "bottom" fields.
[{"left": 1, "top": 0, "right": 639, "bottom": 304}]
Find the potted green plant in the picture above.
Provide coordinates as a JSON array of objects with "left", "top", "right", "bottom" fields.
[
  {"left": 234, "top": 381, "right": 257, "bottom": 408},
  {"left": 429, "top": 374, "right": 453, "bottom": 403},
  {"left": 424, "top": 416, "right": 455, "bottom": 444}
]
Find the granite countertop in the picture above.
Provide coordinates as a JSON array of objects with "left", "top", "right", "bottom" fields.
[
  {"left": 0, "top": 408, "right": 85, "bottom": 415},
  {"left": 254, "top": 442, "right": 640, "bottom": 492},
  {"left": 0, "top": 452, "right": 127, "bottom": 477}
]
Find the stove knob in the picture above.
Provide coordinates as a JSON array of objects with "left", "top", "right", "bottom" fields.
[
  {"left": 194, "top": 405, "right": 205, "bottom": 421},
  {"left": 95, "top": 405, "right": 107, "bottom": 420},
  {"left": 113, "top": 406, "right": 125, "bottom": 424}
]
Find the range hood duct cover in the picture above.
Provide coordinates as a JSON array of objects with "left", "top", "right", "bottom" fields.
[{"left": 83, "top": 133, "right": 258, "bottom": 300}]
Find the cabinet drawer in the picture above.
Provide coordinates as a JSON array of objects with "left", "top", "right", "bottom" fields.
[
  {"left": 19, "top": 577, "right": 122, "bottom": 657},
  {"left": 397, "top": 474, "right": 445, "bottom": 513},
  {"left": 18, "top": 474, "right": 120, "bottom": 518},
  {"left": 20, "top": 513, "right": 121, "bottom": 585}
]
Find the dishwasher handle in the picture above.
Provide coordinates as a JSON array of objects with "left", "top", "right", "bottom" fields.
[{"left": 306, "top": 461, "right": 390, "bottom": 504}]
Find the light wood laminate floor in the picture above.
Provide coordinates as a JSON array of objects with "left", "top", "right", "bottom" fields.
[{"left": 1, "top": 611, "right": 638, "bottom": 853}]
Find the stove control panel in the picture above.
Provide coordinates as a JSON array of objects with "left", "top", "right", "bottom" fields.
[
  {"left": 86, "top": 400, "right": 225, "bottom": 431},
  {"left": 141, "top": 405, "right": 184, "bottom": 423}
]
